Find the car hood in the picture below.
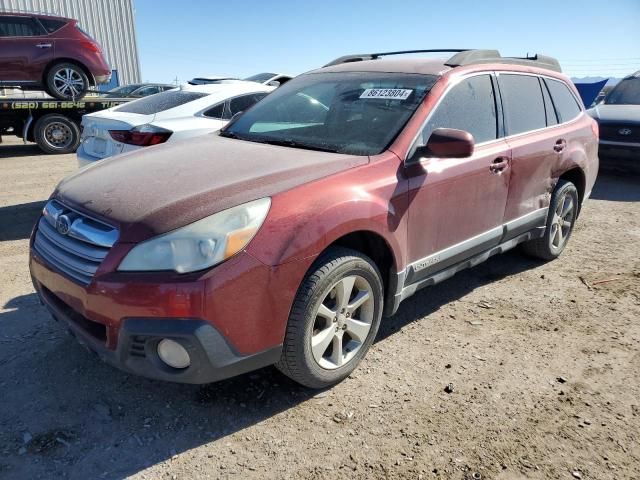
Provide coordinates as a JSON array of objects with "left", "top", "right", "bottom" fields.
[
  {"left": 55, "top": 134, "right": 368, "bottom": 242},
  {"left": 588, "top": 104, "right": 640, "bottom": 124}
]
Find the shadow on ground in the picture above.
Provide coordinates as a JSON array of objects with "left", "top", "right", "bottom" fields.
[
  {"left": 0, "top": 200, "right": 46, "bottom": 241},
  {"left": 591, "top": 170, "right": 640, "bottom": 202},
  {"left": 0, "top": 248, "right": 540, "bottom": 479},
  {"left": 0, "top": 141, "right": 41, "bottom": 159}
]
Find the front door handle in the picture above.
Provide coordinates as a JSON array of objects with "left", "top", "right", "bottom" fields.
[
  {"left": 490, "top": 156, "right": 509, "bottom": 174},
  {"left": 554, "top": 139, "right": 567, "bottom": 153},
  {"left": 36, "top": 43, "right": 52, "bottom": 49}
]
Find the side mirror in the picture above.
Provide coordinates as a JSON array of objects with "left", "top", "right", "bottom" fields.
[{"left": 413, "top": 128, "right": 475, "bottom": 161}]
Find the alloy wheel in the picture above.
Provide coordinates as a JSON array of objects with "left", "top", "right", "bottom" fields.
[
  {"left": 550, "top": 192, "right": 575, "bottom": 250},
  {"left": 310, "top": 275, "right": 374, "bottom": 370},
  {"left": 52, "top": 68, "right": 85, "bottom": 98}
]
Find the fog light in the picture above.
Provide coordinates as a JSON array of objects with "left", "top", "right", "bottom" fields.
[{"left": 157, "top": 339, "right": 190, "bottom": 369}]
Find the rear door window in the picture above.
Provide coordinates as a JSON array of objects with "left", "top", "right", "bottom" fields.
[
  {"left": 0, "top": 16, "right": 44, "bottom": 37},
  {"left": 545, "top": 79, "right": 582, "bottom": 122},
  {"left": 421, "top": 74, "right": 498, "bottom": 144},
  {"left": 203, "top": 103, "right": 225, "bottom": 119},
  {"left": 498, "top": 74, "right": 547, "bottom": 135},
  {"left": 115, "top": 90, "right": 208, "bottom": 115},
  {"left": 225, "top": 93, "right": 268, "bottom": 119}
]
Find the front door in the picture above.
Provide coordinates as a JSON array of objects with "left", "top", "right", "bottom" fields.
[
  {"left": 405, "top": 73, "right": 511, "bottom": 284},
  {"left": 0, "top": 15, "right": 52, "bottom": 83}
]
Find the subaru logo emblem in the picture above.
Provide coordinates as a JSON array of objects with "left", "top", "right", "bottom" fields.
[
  {"left": 56, "top": 215, "right": 71, "bottom": 235},
  {"left": 618, "top": 128, "right": 632, "bottom": 136}
]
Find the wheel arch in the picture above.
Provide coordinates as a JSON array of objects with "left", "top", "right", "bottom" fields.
[
  {"left": 43, "top": 58, "right": 95, "bottom": 87},
  {"left": 316, "top": 229, "right": 401, "bottom": 318},
  {"left": 558, "top": 167, "right": 586, "bottom": 215}
]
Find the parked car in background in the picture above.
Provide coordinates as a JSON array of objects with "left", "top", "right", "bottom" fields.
[
  {"left": 77, "top": 81, "right": 274, "bottom": 166},
  {"left": 102, "top": 83, "right": 175, "bottom": 98},
  {"left": 244, "top": 72, "right": 293, "bottom": 86},
  {"left": 588, "top": 71, "right": 640, "bottom": 172},
  {"left": 0, "top": 11, "right": 111, "bottom": 99},
  {"left": 31, "top": 49, "right": 598, "bottom": 389},
  {"left": 188, "top": 75, "right": 238, "bottom": 85}
]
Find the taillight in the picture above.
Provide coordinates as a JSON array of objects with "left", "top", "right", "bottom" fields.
[
  {"left": 80, "top": 40, "right": 101, "bottom": 53},
  {"left": 109, "top": 125, "right": 172, "bottom": 146},
  {"left": 591, "top": 119, "right": 599, "bottom": 139}
]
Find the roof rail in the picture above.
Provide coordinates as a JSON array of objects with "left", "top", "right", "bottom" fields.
[
  {"left": 325, "top": 49, "right": 562, "bottom": 73},
  {"left": 446, "top": 50, "right": 562, "bottom": 72},
  {"left": 324, "top": 49, "right": 470, "bottom": 67}
]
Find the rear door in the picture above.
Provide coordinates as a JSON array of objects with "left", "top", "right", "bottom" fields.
[
  {"left": 0, "top": 16, "right": 52, "bottom": 82},
  {"left": 405, "top": 73, "right": 511, "bottom": 283},
  {"left": 498, "top": 73, "right": 560, "bottom": 239}
]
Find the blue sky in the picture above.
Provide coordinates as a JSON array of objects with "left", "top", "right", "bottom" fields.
[{"left": 134, "top": 0, "right": 640, "bottom": 83}]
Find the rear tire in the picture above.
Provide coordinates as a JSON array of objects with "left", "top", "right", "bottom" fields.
[
  {"left": 45, "top": 62, "right": 89, "bottom": 100},
  {"left": 276, "top": 247, "right": 384, "bottom": 389},
  {"left": 521, "top": 179, "right": 579, "bottom": 260},
  {"left": 33, "top": 114, "right": 80, "bottom": 154}
]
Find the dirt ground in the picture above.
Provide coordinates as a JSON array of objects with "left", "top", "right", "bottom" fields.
[{"left": 0, "top": 135, "right": 638, "bottom": 480}]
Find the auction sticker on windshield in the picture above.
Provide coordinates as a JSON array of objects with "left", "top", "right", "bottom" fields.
[{"left": 360, "top": 88, "right": 413, "bottom": 100}]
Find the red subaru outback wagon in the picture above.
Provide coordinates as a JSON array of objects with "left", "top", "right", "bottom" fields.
[
  {"left": 0, "top": 12, "right": 111, "bottom": 99},
  {"left": 29, "top": 49, "right": 598, "bottom": 388}
]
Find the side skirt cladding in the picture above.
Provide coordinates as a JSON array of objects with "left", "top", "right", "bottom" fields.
[{"left": 386, "top": 208, "right": 548, "bottom": 315}]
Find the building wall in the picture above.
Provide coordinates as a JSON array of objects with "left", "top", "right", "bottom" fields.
[{"left": 0, "top": 0, "right": 141, "bottom": 85}]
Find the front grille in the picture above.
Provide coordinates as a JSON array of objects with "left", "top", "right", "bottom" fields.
[
  {"left": 599, "top": 123, "right": 640, "bottom": 143},
  {"left": 33, "top": 200, "right": 118, "bottom": 285}
]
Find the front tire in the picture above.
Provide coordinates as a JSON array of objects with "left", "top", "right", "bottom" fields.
[
  {"left": 45, "top": 63, "right": 89, "bottom": 100},
  {"left": 277, "top": 247, "right": 384, "bottom": 389},
  {"left": 521, "top": 179, "right": 579, "bottom": 260}
]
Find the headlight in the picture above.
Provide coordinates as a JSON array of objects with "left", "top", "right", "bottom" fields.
[{"left": 118, "top": 198, "right": 271, "bottom": 273}]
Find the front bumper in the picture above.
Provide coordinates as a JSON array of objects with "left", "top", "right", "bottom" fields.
[
  {"left": 29, "top": 243, "right": 301, "bottom": 383},
  {"left": 35, "top": 279, "right": 280, "bottom": 383},
  {"left": 599, "top": 141, "right": 640, "bottom": 172}
]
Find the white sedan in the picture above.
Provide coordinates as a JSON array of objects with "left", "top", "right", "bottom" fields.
[{"left": 77, "top": 81, "right": 274, "bottom": 167}]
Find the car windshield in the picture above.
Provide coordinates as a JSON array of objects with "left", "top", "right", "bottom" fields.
[
  {"left": 221, "top": 72, "right": 437, "bottom": 156},
  {"left": 604, "top": 77, "right": 640, "bottom": 105},
  {"left": 105, "top": 85, "right": 139, "bottom": 97}
]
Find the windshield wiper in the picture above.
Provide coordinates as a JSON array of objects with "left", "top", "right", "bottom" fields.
[{"left": 256, "top": 138, "right": 339, "bottom": 153}]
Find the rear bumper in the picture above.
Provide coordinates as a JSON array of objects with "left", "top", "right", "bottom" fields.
[{"left": 95, "top": 73, "right": 112, "bottom": 84}]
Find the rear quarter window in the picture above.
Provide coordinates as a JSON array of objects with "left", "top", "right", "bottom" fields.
[
  {"left": 498, "top": 74, "right": 547, "bottom": 135},
  {"left": 115, "top": 90, "right": 208, "bottom": 115},
  {"left": 545, "top": 79, "right": 582, "bottom": 123},
  {"left": 39, "top": 18, "right": 67, "bottom": 33}
]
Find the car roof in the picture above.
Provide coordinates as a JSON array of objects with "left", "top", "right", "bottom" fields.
[
  {"left": 315, "top": 58, "right": 452, "bottom": 76},
  {"left": 180, "top": 80, "right": 273, "bottom": 94},
  {"left": 0, "top": 11, "right": 74, "bottom": 22}
]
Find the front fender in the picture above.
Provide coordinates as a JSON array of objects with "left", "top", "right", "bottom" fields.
[{"left": 247, "top": 156, "right": 408, "bottom": 271}]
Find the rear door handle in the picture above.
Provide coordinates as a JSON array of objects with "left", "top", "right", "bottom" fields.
[
  {"left": 36, "top": 43, "right": 52, "bottom": 48},
  {"left": 554, "top": 139, "right": 567, "bottom": 153},
  {"left": 490, "top": 156, "right": 509, "bottom": 174}
]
